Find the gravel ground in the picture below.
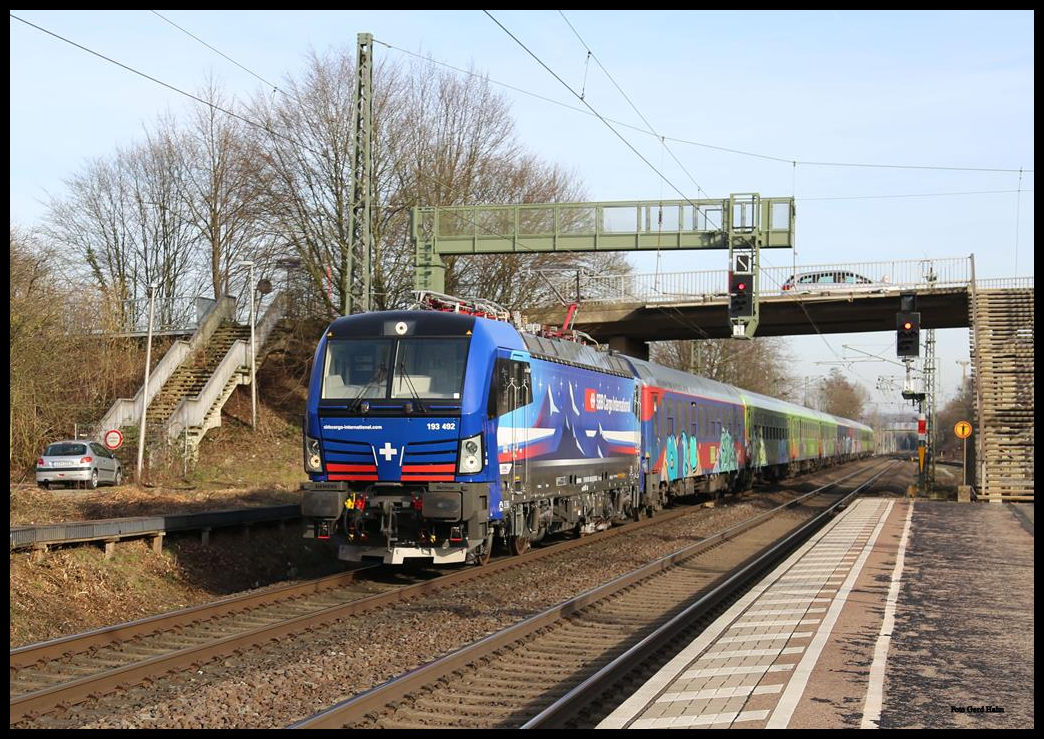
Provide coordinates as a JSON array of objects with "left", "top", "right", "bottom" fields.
[{"left": 27, "top": 494, "right": 797, "bottom": 729}]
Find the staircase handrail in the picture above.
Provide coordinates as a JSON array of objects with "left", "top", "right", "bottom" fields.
[
  {"left": 97, "top": 341, "right": 192, "bottom": 433},
  {"left": 96, "top": 295, "right": 238, "bottom": 434},
  {"left": 254, "top": 291, "right": 287, "bottom": 353},
  {"left": 186, "top": 294, "right": 238, "bottom": 354},
  {"left": 166, "top": 339, "right": 250, "bottom": 442}
]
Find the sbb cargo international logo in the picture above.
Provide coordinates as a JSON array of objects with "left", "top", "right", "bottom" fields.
[{"left": 584, "top": 388, "right": 630, "bottom": 414}]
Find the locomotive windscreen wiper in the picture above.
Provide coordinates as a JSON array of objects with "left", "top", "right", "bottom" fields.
[
  {"left": 396, "top": 362, "right": 425, "bottom": 411},
  {"left": 350, "top": 365, "right": 386, "bottom": 410}
]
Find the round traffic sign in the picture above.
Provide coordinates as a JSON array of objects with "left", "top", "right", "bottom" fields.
[
  {"left": 103, "top": 428, "right": 124, "bottom": 450},
  {"left": 954, "top": 421, "right": 973, "bottom": 440}
]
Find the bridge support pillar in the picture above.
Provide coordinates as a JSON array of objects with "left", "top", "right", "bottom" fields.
[{"left": 608, "top": 336, "right": 649, "bottom": 361}]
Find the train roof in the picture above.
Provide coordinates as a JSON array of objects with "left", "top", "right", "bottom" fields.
[
  {"left": 322, "top": 310, "right": 870, "bottom": 432},
  {"left": 324, "top": 310, "right": 477, "bottom": 338},
  {"left": 322, "top": 310, "right": 527, "bottom": 348},
  {"left": 622, "top": 356, "right": 744, "bottom": 405},
  {"left": 625, "top": 355, "right": 870, "bottom": 430},
  {"left": 737, "top": 387, "right": 872, "bottom": 431},
  {"left": 520, "top": 332, "right": 633, "bottom": 376}
]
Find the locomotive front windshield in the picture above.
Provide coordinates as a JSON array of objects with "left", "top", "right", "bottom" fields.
[{"left": 322, "top": 337, "right": 469, "bottom": 400}]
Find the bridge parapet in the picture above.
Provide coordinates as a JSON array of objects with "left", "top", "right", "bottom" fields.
[{"left": 561, "top": 256, "right": 975, "bottom": 305}]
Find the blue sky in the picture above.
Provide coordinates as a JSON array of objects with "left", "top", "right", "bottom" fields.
[{"left": 9, "top": 10, "right": 1034, "bottom": 411}]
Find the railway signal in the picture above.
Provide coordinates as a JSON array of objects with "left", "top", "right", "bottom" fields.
[
  {"left": 729, "top": 272, "right": 754, "bottom": 318},
  {"left": 896, "top": 311, "right": 920, "bottom": 357}
]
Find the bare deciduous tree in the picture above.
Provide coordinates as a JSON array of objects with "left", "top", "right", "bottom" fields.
[
  {"left": 814, "top": 367, "right": 870, "bottom": 420},
  {"left": 9, "top": 229, "right": 151, "bottom": 471},
  {"left": 651, "top": 337, "right": 798, "bottom": 400},
  {"left": 44, "top": 131, "right": 206, "bottom": 330},
  {"left": 255, "top": 50, "right": 631, "bottom": 315},
  {"left": 176, "top": 78, "right": 277, "bottom": 300},
  {"left": 251, "top": 48, "right": 357, "bottom": 317},
  {"left": 129, "top": 127, "right": 204, "bottom": 324},
  {"left": 383, "top": 60, "right": 632, "bottom": 309},
  {"left": 934, "top": 378, "right": 976, "bottom": 460},
  {"left": 43, "top": 156, "right": 137, "bottom": 326}
]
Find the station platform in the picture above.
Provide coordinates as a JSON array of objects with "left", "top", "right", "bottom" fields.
[{"left": 599, "top": 497, "right": 1034, "bottom": 729}]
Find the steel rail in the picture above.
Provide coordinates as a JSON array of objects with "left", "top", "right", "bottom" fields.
[
  {"left": 289, "top": 459, "right": 893, "bottom": 728},
  {"left": 522, "top": 461, "right": 896, "bottom": 728}
]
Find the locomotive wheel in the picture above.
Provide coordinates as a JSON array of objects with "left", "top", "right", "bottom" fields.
[
  {"left": 476, "top": 534, "right": 494, "bottom": 566},
  {"left": 510, "top": 535, "right": 531, "bottom": 556}
]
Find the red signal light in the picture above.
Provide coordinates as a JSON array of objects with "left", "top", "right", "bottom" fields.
[{"left": 729, "top": 272, "right": 755, "bottom": 317}]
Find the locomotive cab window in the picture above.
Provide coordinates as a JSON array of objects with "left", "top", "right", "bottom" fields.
[
  {"left": 322, "top": 336, "right": 469, "bottom": 400},
  {"left": 392, "top": 338, "right": 469, "bottom": 399},
  {"left": 322, "top": 338, "right": 392, "bottom": 399}
]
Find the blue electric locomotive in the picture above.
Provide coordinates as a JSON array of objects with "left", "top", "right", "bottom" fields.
[{"left": 300, "top": 294, "right": 873, "bottom": 565}]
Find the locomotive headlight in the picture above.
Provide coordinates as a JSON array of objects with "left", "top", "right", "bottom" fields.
[
  {"left": 304, "top": 435, "right": 323, "bottom": 473},
  {"left": 457, "top": 434, "right": 484, "bottom": 474}
]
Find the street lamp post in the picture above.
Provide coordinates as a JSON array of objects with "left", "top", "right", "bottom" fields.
[
  {"left": 238, "top": 261, "right": 257, "bottom": 430},
  {"left": 137, "top": 282, "right": 158, "bottom": 483}
]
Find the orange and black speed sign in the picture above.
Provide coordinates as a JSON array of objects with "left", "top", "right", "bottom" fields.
[{"left": 954, "top": 420, "right": 972, "bottom": 439}]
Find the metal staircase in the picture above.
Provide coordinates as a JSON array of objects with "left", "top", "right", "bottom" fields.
[{"left": 969, "top": 286, "right": 1034, "bottom": 501}]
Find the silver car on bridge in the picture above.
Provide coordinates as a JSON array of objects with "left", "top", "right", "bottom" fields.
[{"left": 782, "top": 270, "right": 878, "bottom": 292}]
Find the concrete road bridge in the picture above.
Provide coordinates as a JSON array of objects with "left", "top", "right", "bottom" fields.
[{"left": 526, "top": 256, "right": 979, "bottom": 354}]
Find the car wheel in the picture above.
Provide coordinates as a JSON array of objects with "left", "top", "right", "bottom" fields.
[
  {"left": 114, "top": 467, "right": 123, "bottom": 486},
  {"left": 88, "top": 469, "right": 99, "bottom": 490},
  {"left": 38, "top": 481, "right": 49, "bottom": 490}
]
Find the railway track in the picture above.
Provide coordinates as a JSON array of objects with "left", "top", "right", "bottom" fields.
[
  {"left": 292, "top": 460, "right": 896, "bottom": 729},
  {"left": 10, "top": 566, "right": 400, "bottom": 724},
  {"left": 9, "top": 483, "right": 739, "bottom": 725},
  {"left": 11, "top": 459, "right": 895, "bottom": 728}
]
